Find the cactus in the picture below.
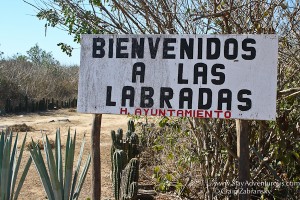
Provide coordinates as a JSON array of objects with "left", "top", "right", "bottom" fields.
[
  {"left": 120, "top": 158, "right": 139, "bottom": 200},
  {"left": 111, "top": 123, "right": 139, "bottom": 163},
  {"left": 113, "top": 150, "right": 127, "bottom": 200},
  {"left": 116, "top": 128, "right": 124, "bottom": 147},
  {"left": 111, "top": 129, "right": 124, "bottom": 171},
  {"left": 124, "top": 120, "right": 139, "bottom": 161},
  {"left": 111, "top": 120, "right": 140, "bottom": 200},
  {"left": 126, "top": 120, "right": 139, "bottom": 145},
  {"left": 111, "top": 130, "right": 117, "bottom": 172},
  {"left": 126, "top": 120, "right": 135, "bottom": 138},
  {"left": 128, "top": 182, "right": 138, "bottom": 199}
]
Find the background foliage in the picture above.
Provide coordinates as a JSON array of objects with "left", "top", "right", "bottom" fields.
[{"left": 0, "top": 44, "right": 78, "bottom": 111}]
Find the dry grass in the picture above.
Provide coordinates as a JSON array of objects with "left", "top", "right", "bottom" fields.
[
  {"left": 7, "top": 123, "right": 35, "bottom": 132},
  {"left": 25, "top": 138, "right": 56, "bottom": 150}
]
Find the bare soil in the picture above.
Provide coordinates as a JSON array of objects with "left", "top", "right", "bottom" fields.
[{"left": 0, "top": 109, "right": 129, "bottom": 200}]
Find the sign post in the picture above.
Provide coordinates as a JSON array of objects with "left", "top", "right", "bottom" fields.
[
  {"left": 236, "top": 119, "right": 250, "bottom": 200},
  {"left": 91, "top": 114, "right": 102, "bottom": 199},
  {"left": 78, "top": 34, "right": 278, "bottom": 199}
]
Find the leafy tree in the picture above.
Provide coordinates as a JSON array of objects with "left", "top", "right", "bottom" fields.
[
  {"left": 26, "top": 44, "right": 59, "bottom": 66},
  {"left": 11, "top": 53, "right": 28, "bottom": 62}
]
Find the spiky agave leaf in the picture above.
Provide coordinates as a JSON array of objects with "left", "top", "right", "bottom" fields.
[
  {"left": 13, "top": 156, "right": 32, "bottom": 200},
  {"left": 29, "top": 138, "right": 55, "bottom": 200},
  {"left": 64, "top": 129, "right": 75, "bottom": 200},
  {"left": 0, "top": 132, "right": 5, "bottom": 183},
  {"left": 55, "top": 129, "right": 63, "bottom": 194},
  {"left": 11, "top": 132, "right": 29, "bottom": 200},
  {"left": 73, "top": 154, "right": 91, "bottom": 200},
  {"left": 43, "top": 134, "right": 61, "bottom": 199},
  {"left": 0, "top": 131, "right": 32, "bottom": 200},
  {"left": 70, "top": 132, "right": 85, "bottom": 199},
  {"left": 68, "top": 131, "right": 91, "bottom": 200},
  {"left": 30, "top": 129, "right": 90, "bottom": 200},
  {"left": 1, "top": 132, "right": 12, "bottom": 199}
]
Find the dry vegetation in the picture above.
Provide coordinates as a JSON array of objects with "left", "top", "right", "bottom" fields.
[
  {"left": 0, "top": 46, "right": 78, "bottom": 111},
  {"left": 7, "top": 123, "right": 35, "bottom": 132}
]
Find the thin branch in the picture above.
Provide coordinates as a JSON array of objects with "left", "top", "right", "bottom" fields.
[{"left": 202, "top": 119, "right": 238, "bottom": 159}]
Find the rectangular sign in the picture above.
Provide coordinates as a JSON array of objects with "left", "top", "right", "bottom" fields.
[{"left": 78, "top": 34, "right": 278, "bottom": 120}]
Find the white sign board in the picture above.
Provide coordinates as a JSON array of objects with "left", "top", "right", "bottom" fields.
[{"left": 78, "top": 34, "right": 278, "bottom": 120}]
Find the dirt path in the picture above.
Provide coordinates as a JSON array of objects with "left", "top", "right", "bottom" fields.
[{"left": 0, "top": 109, "right": 129, "bottom": 200}]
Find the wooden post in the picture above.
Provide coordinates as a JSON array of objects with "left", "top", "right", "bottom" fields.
[
  {"left": 91, "top": 114, "right": 102, "bottom": 200},
  {"left": 236, "top": 119, "right": 250, "bottom": 200}
]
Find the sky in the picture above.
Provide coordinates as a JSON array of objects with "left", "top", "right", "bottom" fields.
[{"left": 0, "top": 1, "right": 80, "bottom": 65}]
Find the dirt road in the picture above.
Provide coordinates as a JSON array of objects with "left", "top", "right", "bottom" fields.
[{"left": 0, "top": 109, "right": 129, "bottom": 200}]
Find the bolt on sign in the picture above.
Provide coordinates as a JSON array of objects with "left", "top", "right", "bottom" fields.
[{"left": 78, "top": 34, "right": 278, "bottom": 120}]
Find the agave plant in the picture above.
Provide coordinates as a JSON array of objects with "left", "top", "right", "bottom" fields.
[
  {"left": 29, "top": 129, "right": 91, "bottom": 200},
  {"left": 0, "top": 131, "right": 32, "bottom": 200}
]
